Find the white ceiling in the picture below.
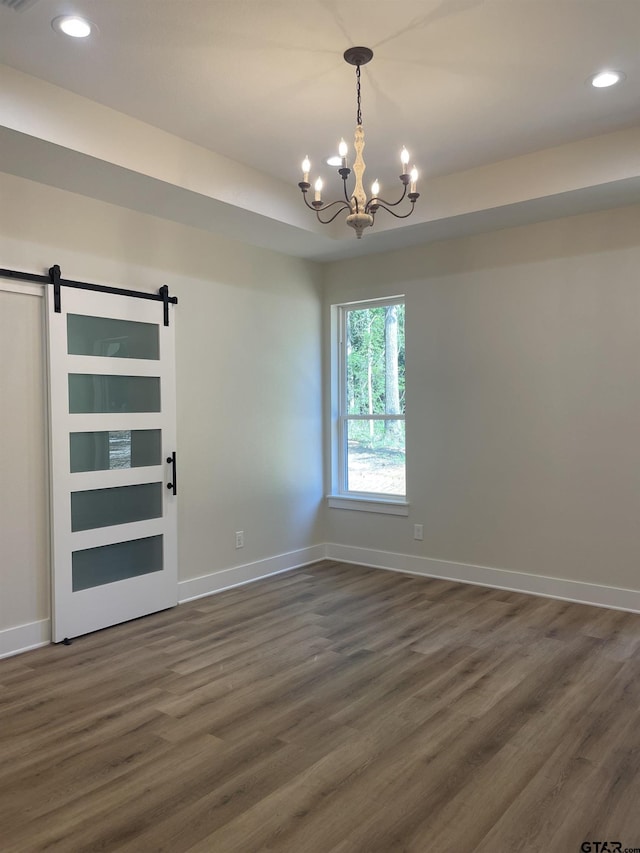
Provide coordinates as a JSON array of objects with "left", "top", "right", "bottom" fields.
[{"left": 1, "top": 0, "right": 640, "bottom": 261}]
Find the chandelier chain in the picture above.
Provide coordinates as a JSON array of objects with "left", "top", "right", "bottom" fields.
[{"left": 356, "top": 64, "right": 362, "bottom": 126}]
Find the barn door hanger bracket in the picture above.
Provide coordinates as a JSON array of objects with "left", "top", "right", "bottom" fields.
[
  {"left": 2, "top": 263, "right": 178, "bottom": 324},
  {"left": 46, "top": 265, "right": 177, "bottom": 325},
  {"left": 49, "top": 264, "right": 62, "bottom": 312}
]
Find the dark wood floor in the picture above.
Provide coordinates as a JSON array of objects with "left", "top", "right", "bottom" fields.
[{"left": 2, "top": 560, "right": 640, "bottom": 852}]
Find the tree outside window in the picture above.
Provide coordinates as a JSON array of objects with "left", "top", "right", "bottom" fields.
[{"left": 339, "top": 299, "right": 405, "bottom": 498}]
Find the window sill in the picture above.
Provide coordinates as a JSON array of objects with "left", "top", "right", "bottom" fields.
[{"left": 326, "top": 495, "right": 409, "bottom": 516}]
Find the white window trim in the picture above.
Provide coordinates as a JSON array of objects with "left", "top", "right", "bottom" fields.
[
  {"left": 327, "top": 495, "right": 409, "bottom": 515},
  {"left": 328, "top": 295, "right": 406, "bottom": 513}
]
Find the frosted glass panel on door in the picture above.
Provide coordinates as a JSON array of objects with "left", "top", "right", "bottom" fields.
[
  {"left": 68, "top": 374, "right": 161, "bottom": 413},
  {"left": 72, "top": 535, "right": 163, "bottom": 591},
  {"left": 67, "top": 314, "right": 159, "bottom": 359},
  {"left": 70, "top": 430, "right": 162, "bottom": 472},
  {"left": 71, "top": 482, "right": 163, "bottom": 531}
]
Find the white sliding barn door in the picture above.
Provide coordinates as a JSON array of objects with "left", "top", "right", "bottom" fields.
[{"left": 46, "top": 286, "right": 178, "bottom": 643}]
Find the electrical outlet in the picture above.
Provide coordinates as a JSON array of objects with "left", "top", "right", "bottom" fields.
[
  {"left": 413, "top": 524, "right": 424, "bottom": 541},
  {"left": 235, "top": 530, "right": 244, "bottom": 549}
]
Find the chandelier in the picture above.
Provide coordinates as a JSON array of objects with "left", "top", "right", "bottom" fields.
[{"left": 298, "top": 47, "right": 419, "bottom": 239}]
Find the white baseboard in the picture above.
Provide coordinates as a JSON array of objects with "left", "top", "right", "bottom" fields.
[
  {"left": 0, "top": 546, "right": 325, "bottom": 659},
  {"left": 0, "top": 619, "right": 51, "bottom": 659},
  {"left": 325, "top": 543, "right": 640, "bottom": 614},
  {"left": 3, "top": 542, "right": 639, "bottom": 660},
  {"left": 178, "top": 544, "right": 326, "bottom": 603}
]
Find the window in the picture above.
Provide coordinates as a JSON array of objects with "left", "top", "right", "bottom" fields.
[{"left": 331, "top": 297, "right": 406, "bottom": 509}]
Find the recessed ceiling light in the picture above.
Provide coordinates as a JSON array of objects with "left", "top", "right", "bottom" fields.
[
  {"left": 326, "top": 156, "right": 342, "bottom": 167},
  {"left": 52, "top": 15, "right": 94, "bottom": 38},
  {"left": 590, "top": 70, "right": 625, "bottom": 88}
]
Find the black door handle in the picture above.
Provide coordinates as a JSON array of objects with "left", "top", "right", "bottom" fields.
[{"left": 166, "top": 452, "right": 177, "bottom": 495}]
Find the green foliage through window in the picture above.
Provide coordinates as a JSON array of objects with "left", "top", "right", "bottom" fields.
[
  {"left": 346, "top": 303, "right": 405, "bottom": 418},
  {"left": 339, "top": 300, "right": 406, "bottom": 497}
]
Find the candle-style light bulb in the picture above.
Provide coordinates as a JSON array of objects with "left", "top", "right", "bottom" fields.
[
  {"left": 302, "top": 157, "right": 310, "bottom": 183},
  {"left": 401, "top": 147, "right": 410, "bottom": 173},
  {"left": 338, "top": 138, "right": 348, "bottom": 165},
  {"left": 314, "top": 177, "right": 323, "bottom": 202},
  {"left": 371, "top": 179, "right": 380, "bottom": 199},
  {"left": 410, "top": 166, "right": 418, "bottom": 193}
]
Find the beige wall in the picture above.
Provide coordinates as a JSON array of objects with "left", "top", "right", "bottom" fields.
[
  {"left": 0, "top": 288, "right": 49, "bottom": 628},
  {"left": 0, "top": 171, "right": 324, "bottom": 637},
  {"left": 3, "top": 164, "right": 640, "bottom": 643},
  {"left": 324, "top": 205, "right": 640, "bottom": 592}
]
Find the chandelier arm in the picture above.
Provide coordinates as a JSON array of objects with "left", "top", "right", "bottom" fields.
[
  {"left": 316, "top": 205, "right": 353, "bottom": 225},
  {"left": 301, "top": 195, "right": 350, "bottom": 215},
  {"left": 316, "top": 199, "right": 352, "bottom": 214},
  {"left": 371, "top": 200, "right": 418, "bottom": 219},
  {"left": 365, "top": 184, "right": 408, "bottom": 213},
  {"left": 301, "top": 194, "right": 319, "bottom": 212}
]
